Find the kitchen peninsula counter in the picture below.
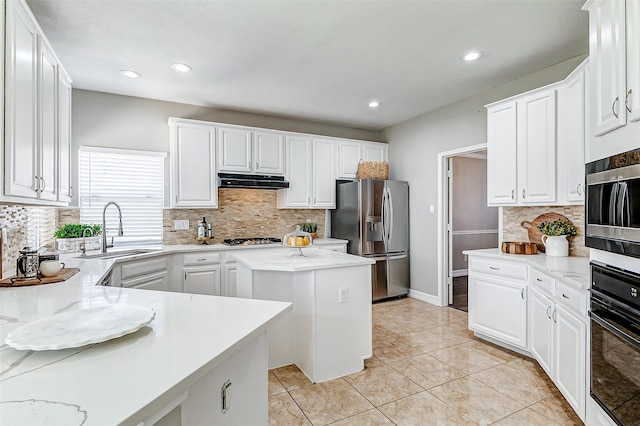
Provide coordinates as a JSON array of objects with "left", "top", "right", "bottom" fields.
[
  {"left": 234, "top": 248, "right": 374, "bottom": 383},
  {"left": 0, "top": 256, "right": 291, "bottom": 425}
]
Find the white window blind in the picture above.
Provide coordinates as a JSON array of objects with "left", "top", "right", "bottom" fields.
[{"left": 78, "top": 147, "right": 166, "bottom": 247}]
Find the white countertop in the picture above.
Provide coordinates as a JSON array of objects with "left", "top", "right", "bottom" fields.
[
  {"left": 234, "top": 247, "right": 374, "bottom": 272},
  {"left": 0, "top": 248, "right": 292, "bottom": 425},
  {"left": 462, "top": 248, "right": 590, "bottom": 289}
]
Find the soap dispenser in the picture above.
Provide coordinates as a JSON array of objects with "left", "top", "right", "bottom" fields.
[{"left": 197, "top": 217, "right": 207, "bottom": 239}]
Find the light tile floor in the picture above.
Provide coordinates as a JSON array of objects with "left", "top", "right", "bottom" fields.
[{"left": 268, "top": 297, "right": 583, "bottom": 425}]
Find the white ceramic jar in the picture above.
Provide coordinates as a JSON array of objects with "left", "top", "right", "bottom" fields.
[{"left": 541, "top": 235, "right": 569, "bottom": 257}]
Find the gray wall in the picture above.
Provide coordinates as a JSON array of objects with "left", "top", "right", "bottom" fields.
[
  {"left": 383, "top": 54, "right": 586, "bottom": 299},
  {"left": 451, "top": 156, "right": 498, "bottom": 272},
  {"left": 71, "top": 89, "right": 383, "bottom": 206}
]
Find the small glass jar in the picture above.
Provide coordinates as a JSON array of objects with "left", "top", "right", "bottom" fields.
[{"left": 283, "top": 225, "right": 313, "bottom": 256}]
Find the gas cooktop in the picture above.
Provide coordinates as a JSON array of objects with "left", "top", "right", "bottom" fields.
[{"left": 222, "top": 237, "right": 282, "bottom": 246}]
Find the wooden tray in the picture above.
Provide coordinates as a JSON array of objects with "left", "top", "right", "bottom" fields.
[
  {"left": 521, "top": 213, "right": 571, "bottom": 253},
  {"left": 0, "top": 268, "right": 80, "bottom": 287},
  {"left": 501, "top": 241, "right": 538, "bottom": 255}
]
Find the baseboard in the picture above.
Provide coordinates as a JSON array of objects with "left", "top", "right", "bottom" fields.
[
  {"left": 452, "top": 269, "right": 468, "bottom": 278},
  {"left": 408, "top": 289, "right": 443, "bottom": 306}
]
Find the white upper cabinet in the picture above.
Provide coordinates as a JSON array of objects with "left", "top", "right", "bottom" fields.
[
  {"left": 486, "top": 85, "right": 560, "bottom": 206},
  {"left": 57, "top": 68, "right": 73, "bottom": 203},
  {"left": 254, "top": 131, "right": 284, "bottom": 175},
  {"left": 584, "top": 0, "right": 640, "bottom": 160},
  {"left": 487, "top": 102, "right": 518, "bottom": 205},
  {"left": 169, "top": 118, "right": 217, "bottom": 208},
  {"left": 278, "top": 136, "right": 335, "bottom": 209},
  {"left": 336, "top": 140, "right": 388, "bottom": 179},
  {"left": 217, "top": 126, "right": 285, "bottom": 175},
  {"left": 3, "top": 0, "right": 72, "bottom": 205},
  {"left": 557, "top": 60, "right": 587, "bottom": 204},
  {"left": 312, "top": 139, "right": 336, "bottom": 208},
  {"left": 517, "top": 88, "right": 557, "bottom": 204},
  {"left": 217, "top": 126, "right": 252, "bottom": 173}
]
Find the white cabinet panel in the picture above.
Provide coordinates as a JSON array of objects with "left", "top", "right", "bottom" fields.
[
  {"left": 529, "top": 287, "right": 554, "bottom": 376},
  {"left": 337, "top": 141, "right": 362, "bottom": 179},
  {"left": 588, "top": 0, "right": 628, "bottom": 136},
  {"left": 254, "top": 131, "right": 284, "bottom": 175},
  {"left": 278, "top": 136, "right": 313, "bottom": 207},
  {"left": 218, "top": 126, "right": 252, "bottom": 172},
  {"left": 38, "top": 39, "right": 57, "bottom": 201},
  {"left": 184, "top": 266, "right": 222, "bottom": 296},
  {"left": 123, "top": 271, "right": 169, "bottom": 292},
  {"left": 170, "top": 120, "right": 217, "bottom": 208},
  {"left": 554, "top": 304, "right": 586, "bottom": 419},
  {"left": 224, "top": 264, "right": 237, "bottom": 297},
  {"left": 363, "top": 143, "right": 388, "bottom": 163},
  {"left": 5, "top": 0, "right": 39, "bottom": 198},
  {"left": 57, "top": 69, "right": 72, "bottom": 202},
  {"left": 312, "top": 139, "right": 335, "bottom": 208},
  {"left": 468, "top": 274, "right": 527, "bottom": 349},
  {"left": 517, "top": 89, "right": 557, "bottom": 204},
  {"left": 487, "top": 102, "right": 517, "bottom": 205},
  {"left": 627, "top": 0, "right": 640, "bottom": 122}
]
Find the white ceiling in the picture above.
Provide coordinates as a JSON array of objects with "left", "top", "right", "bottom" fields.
[{"left": 26, "top": 0, "right": 588, "bottom": 131}]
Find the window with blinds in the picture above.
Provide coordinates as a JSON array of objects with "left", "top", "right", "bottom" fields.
[
  {"left": 78, "top": 147, "right": 166, "bottom": 247},
  {"left": 26, "top": 207, "right": 57, "bottom": 249}
]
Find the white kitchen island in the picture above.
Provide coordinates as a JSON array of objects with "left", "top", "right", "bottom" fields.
[
  {"left": 0, "top": 258, "right": 291, "bottom": 425},
  {"left": 234, "top": 247, "right": 374, "bottom": 383}
]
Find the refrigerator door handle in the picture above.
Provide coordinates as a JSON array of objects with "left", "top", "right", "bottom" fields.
[
  {"left": 387, "top": 187, "right": 394, "bottom": 244},
  {"left": 381, "top": 188, "right": 388, "bottom": 248}
]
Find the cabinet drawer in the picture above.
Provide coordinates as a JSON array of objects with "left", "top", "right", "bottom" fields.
[
  {"left": 530, "top": 267, "right": 555, "bottom": 296},
  {"left": 183, "top": 252, "right": 220, "bottom": 266},
  {"left": 469, "top": 257, "right": 528, "bottom": 281},
  {"left": 121, "top": 257, "right": 168, "bottom": 280},
  {"left": 555, "top": 280, "right": 588, "bottom": 317}
]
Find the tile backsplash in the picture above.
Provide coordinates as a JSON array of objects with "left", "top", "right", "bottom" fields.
[
  {"left": 502, "top": 205, "right": 587, "bottom": 257},
  {"left": 163, "top": 189, "right": 326, "bottom": 245},
  {"left": 0, "top": 204, "right": 58, "bottom": 278}
]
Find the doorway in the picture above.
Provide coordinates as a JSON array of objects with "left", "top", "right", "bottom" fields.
[{"left": 437, "top": 144, "right": 499, "bottom": 310}]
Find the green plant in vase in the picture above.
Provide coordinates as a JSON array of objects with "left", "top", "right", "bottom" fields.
[
  {"left": 297, "top": 222, "right": 318, "bottom": 238},
  {"left": 537, "top": 218, "right": 576, "bottom": 257}
]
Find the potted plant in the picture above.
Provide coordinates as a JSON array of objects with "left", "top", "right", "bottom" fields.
[
  {"left": 297, "top": 222, "right": 318, "bottom": 239},
  {"left": 54, "top": 224, "right": 102, "bottom": 253},
  {"left": 537, "top": 219, "right": 577, "bottom": 257}
]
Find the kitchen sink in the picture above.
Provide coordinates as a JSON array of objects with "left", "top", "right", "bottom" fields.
[{"left": 77, "top": 249, "right": 158, "bottom": 260}]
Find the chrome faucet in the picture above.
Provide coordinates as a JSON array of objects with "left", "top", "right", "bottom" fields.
[
  {"left": 102, "top": 202, "right": 124, "bottom": 253},
  {"left": 80, "top": 227, "right": 94, "bottom": 257}
]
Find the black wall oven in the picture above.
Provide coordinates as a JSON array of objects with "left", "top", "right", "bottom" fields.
[
  {"left": 590, "top": 261, "right": 640, "bottom": 425},
  {"left": 586, "top": 149, "right": 640, "bottom": 258}
]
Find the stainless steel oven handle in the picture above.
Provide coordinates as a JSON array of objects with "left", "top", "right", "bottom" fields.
[
  {"left": 609, "top": 182, "right": 619, "bottom": 226},
  {"left": 590, "top": 310, "right": 640, "bottom": 349}
]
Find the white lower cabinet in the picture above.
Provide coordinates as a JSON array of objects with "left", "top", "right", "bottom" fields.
[
  {"left": 183, "top": 266, "right": 222, "bottom": 296},
  {"left": 111, "top": 256, "right": 170, "bottom": 292},
  {"left": 223, "top": 263, "right": 237, "bottom": 297},
  {"left": 468, "top": 258, "right": 528, "bottom": 349}
]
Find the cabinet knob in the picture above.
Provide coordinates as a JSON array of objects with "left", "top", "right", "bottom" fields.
[
  {"left": 612, "top": 96, "right": 620, "bottom": 119},
  {"left": 69, "top": 185, "right": 73, "bottom": 197},
  {"left": 626, "top": 89, "right": 633, "bottom": 113}
]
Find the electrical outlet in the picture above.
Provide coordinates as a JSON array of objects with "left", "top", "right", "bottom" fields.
[
  {"left": 174, "top": 220, "right": 189, "bottom": 230},
  {"left": 429, "top": 204, "right": 435, "bottom": 214},
  {"left": 339, "top": 287, "right": 348, "bottom": 303}
]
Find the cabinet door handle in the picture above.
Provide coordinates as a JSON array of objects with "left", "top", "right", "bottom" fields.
[
  {"left": 255, "top": 162, "right": 259, "bottom": 170},
  {"left": 552, "top": 308, "right": 557, "bottom": 323},
  {"left": 626, "top": 89, "right": 633, "bottom": 113},
  {"left": 197, "top": 258, "right": 207, "bottom": 262},
  {"left": 546, "top": 306, "right": 552, "bottom": 319},
  {"left": 612, "top": 96, "right": 620, "bottom": 119},
  {"left": 489, "top": 266, "right": 500, "bottom": 271},
  {"left": 69, "top": 185, "right": 73, "bottom": 197},
  {"left": 577, "top": 183, "right": 582, "bottom": 196},
  {"left": 536, "top": 278, "right": 543, "bottom": 282},
  {"left": 307, "top": 198, "right": 310, "bottom": 204},
  {"left": 522, "top": 189, "right": 526, "bottom": 199},
  {"left": 511, "top": 189, "right": 515, "bottom": 200},
  {"left": 33, "top": 176, "right": 40, "bottom": 192},
  {"left": 562, "top": 293, "right": 570, "bottom": 299},
  {"left": 521, "top": 288, "right": 525, "bottom": 300},
  {"left": 314, "top": 197, "right": 316, "bottom": 204},
  {"left": 40, "top": 177, "right": 46, "bottom": 192}
]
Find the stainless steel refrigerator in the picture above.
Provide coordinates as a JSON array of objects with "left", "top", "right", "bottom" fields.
[{"left": 331, "top": 179, "right": 409, "bottom": 301}]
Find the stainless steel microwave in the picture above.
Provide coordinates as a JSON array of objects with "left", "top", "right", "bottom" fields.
[{"left": 586, "top": 149, "right": 640, "bottom": 258}]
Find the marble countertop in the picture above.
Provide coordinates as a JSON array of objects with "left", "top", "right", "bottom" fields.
[
  {"left": 462, "top": 248, "right": 590, "bottom": 290},
  {"left": 0, "top": 248, "right": 292, "bottom": 425},
  {"left": 234, "top": 247, "right": 375, "bottom": 272}
]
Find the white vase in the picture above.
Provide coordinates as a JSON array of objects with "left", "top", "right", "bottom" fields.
[{"left": 541, "top": 235, "right": 569, "bottom": 257}]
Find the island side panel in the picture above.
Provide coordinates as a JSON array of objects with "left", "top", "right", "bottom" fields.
[
  {"left": 305, "top": 265, "right": 373, "bottom": 383},
  {"left": 181, "top": 331, "right": 268, "bottom": 425}
]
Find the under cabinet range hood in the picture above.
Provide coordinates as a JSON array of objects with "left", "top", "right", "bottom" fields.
[{"left": 217, "top": 173, "right": 289, "bottom": 190}]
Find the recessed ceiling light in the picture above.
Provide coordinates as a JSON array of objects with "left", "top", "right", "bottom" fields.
[
  {"left": 463, "top": 51, "right": 481, "bottom": 62},
  {"left": 171, "top": 63, "right": 193, "bottom": 72},
  {"left": 368, "top": 101, "right": 381, "bottom": 108},
  {"left": 120, "top": 70, "right": 141, "bottom": 78}
]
